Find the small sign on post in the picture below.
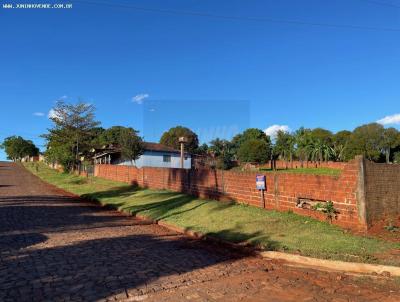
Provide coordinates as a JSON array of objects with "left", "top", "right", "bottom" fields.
[{"left": 256, "top": 174, "right": 266, "bottom": 208}]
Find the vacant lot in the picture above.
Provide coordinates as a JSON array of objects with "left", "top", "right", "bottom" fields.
[
  {"left": 25, "top": 162, "right": 400, "bottom": 266},
  {"left": 260, "top": 166, "right": 342, "bottom": 176}
]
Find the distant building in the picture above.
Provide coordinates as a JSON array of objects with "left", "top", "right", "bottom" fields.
[
  {"left": 21, "top": 154, "right": 44, "bottom": 162},
  {"left": 92, "top": 142, "right": 191, "bottom": 169}
]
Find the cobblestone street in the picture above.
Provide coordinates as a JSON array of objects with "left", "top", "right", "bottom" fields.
[{"left": 1, "top": 162, "right": 399, "bottom": 302}]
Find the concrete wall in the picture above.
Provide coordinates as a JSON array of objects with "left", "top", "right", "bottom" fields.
[{"left": 95, "top": 157, "right": 367, "bottom": 230}]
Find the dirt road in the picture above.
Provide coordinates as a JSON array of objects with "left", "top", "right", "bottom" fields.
[{"left": 0, "top": 162, "right": 399, "bottom": 301}]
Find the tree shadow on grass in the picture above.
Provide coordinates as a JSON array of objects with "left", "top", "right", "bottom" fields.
[
  {"left": 81, "top": 185, "right": 140, "bottom": 201},
  {"left": 120, "top": 194, "right": 202, "bottom": 219},
  {"left": 79, "top": 185, "right": 282, "bottom": 251},
  {"left": 188, "top": 227, "right": 281, "bottom": 251}
]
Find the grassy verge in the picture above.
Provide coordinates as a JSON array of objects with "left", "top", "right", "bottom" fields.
[
  {"left": 24, "top": 162, "right": 400, "bottom": 266},
  {"left": 231, "top": 166, "right": 342, "bottom": 176},
  {"left": 259, "top": 167, "right": 342, "bottom": 176}
]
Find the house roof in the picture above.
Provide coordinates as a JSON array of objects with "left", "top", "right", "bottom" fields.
[
  {"left": 143, "top": 142, "right": 180, "bottom": 153},
  {"left": 92, "top": 142, "right": 188, "bottom": 158}
]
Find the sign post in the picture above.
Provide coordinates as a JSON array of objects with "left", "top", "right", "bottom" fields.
[{"left": 256, "top": 174, "right": 266, "bottom": 208}]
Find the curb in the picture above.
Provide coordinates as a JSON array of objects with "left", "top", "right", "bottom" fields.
[
  {"left": 135, "top": 213, "right": 400, "bottom": 277},
  {"left": 22, "top": 166, "right": 400, "bottom": 278},
  {"left": 257, "top": 251, "right": 400, "bottom": 277}
]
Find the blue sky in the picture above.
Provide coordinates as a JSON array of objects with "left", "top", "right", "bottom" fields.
[{"left": 1, "top": 0, "right": 400, "bottom": 160}]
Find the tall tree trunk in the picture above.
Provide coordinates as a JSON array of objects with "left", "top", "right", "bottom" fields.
[{"left": 290, "top": 152, "right": 293, "bottom": 169}]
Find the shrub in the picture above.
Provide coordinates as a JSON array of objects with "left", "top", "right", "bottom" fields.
[{"left": 237, "top": 139, "right": 270, "bottom": 164}]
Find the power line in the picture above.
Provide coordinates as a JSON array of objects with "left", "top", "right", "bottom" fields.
[{"left": 74, "top": 0, "right": 400, "bottom": 32}]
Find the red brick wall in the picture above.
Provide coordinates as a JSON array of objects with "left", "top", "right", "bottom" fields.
[
  {"left": 364, "top": 161, "right": 400, "bottom": 226},
  {"left": 94, "top": 158, "right": 366, "bottom": 230}
]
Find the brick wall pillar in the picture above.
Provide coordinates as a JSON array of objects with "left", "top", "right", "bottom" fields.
[{"left": 355, "top": 156, "right": 368, "bottom": 229}]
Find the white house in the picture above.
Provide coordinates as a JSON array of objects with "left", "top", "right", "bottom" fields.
[{"left": 93, "top": 142, "right": 191, "bottom": 169}]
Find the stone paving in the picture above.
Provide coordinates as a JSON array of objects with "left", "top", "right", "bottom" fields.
[{"left": 1, "top": 162, "right": 400, "bottom": 302}]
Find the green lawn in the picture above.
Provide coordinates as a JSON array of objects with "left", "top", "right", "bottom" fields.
[
  {"left": 24, "top": 162, "right": 400, "bottom": 266},
  {"left": 231, "top": 166, "right": 342, "bottom": 176},
  {"left": 259, "top": 167, "right": 342, "bottom": 176}
]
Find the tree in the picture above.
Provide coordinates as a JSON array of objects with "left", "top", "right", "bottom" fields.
[
  {"left": 230, "top": 133, "right": 242, "bottom": 155},
  {"left": 394, "top": 152, "right": 400, "bottom": 164},
  {"left": 332, "top": 130, "right": 351, "bottom": 161},
  {"left": 98, "top": 126, "right": 127, "bottom": 146},
  {"left": 194, "top": 143, "right": 209, "bottom": 156},
  {"left": 209, "top": 138, "right": 231, "bottom": 157},
  {"left": 1, "top": 136, "right": 39, "bottom": 161},
  {"left": 306, "top": 128, "right": 334, "bottom": 163},
  {"left": 119, "top": 128, "right": 144, "bottom": 164},
  {"left": 160, "top": 126, "right": 199, "bottom": 153},
  {"left": 294, "top": 127, "right": 312, "bottom": 167},
  {"left": 89, "top": 127, "right": 106, "bottom": 148},
  {"left": 308, "top": 139, "right": 334, "bottom": 163},
  {"left": 382, "top": 127, "right": 400, "bottom": 163},
  {"left": 310, "top": 128, "right": 333, "bottom": 146},
  {"left": 43, "top": 101, "right": 100, "bottom": 171},
  {"left": 344, "top": 123, "right": 384, "bottom": 162},
  {"left": 209, "top": 138, "right": 234, "bottom": 170},
  {"left": 274, "top": 130, "right": 295, "bottom": 168},
  {"left": 237, "top": 139, "right": 270, "bottom": 164},
  {"left": 238, "top": 128, "right": 271, "bottom": 145},
  {"left": 231, "top": 128, "right": 272, "bottom": 162}
]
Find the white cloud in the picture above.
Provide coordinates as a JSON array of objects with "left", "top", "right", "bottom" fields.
[
  {"left": 33, "top": 112, "right": 45, "bottom": 117},
  {"left": 264, "top": 124, "right": 291, "bottom": 139},
  {"left": 132, "top": 93, "right": 149, "bottom": 104},
  {"left": 48, "top": 109, "right": 61, "bottom": 120},
  {"left": 377, "top": 113, "right": 400, "bottom": 125},
  {"left": 149, "top": 108, "right": 156, "bottom": 112}
]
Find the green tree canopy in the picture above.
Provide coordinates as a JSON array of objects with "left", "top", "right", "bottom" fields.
[
  {"left": 237, "top": 139, "right": 270, "bottom": 164},
  {"left": 194, "top": 143, "right": 209, "bottom": 156},
  {"left": 231, "top": 128, "right": 272, "bottom": 156},
  {"left": 42, "top": 101, "right": 100, "bottom": 171},
  {"left": 89, "top": 127, "right": 106, "bottom": 148},
  {"left": 209, "top": 138, "right": 232, "bottom": 157},
  {"left": 294, "top": 127, "right": 312, "bottom": 164},
  {"left": 238, "top": 128, "right": 271, "bottom": 144},
  {"left": 1, "top": 136, "right": 39, "bottom": 161},
  {"left": 332, "top": 130, "right": 351, "bottom": 161},
  {"left": 274, "top": 130, "right": 295, "bottom": 162},
  {"left": 119, "top": 128, "right": 144, "bottom": 164},
  {"left": 98, "top": 126, "right": 136, "bottom": 146},
  {"left": 160, "top": 126, "right": 199, "bottom": 153},
  {"left": 344, "top": 123, "right": 385, "bottom": 162},
  {"left": 310, "top": 128, "right": 333, "bottom": 146},
  {"left": 382, "top": 127, "right": 400, "bottom": 163},
  {"left": 209, "top": 138, "right": 235, "bottom": 170}
]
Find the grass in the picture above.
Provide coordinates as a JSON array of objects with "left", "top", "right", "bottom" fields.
[
  {"left": 24, "top": 162, "right": 400, "bottom": 266},
  {"left": 231, "top": 166, "right": 342, "bottom": 176},
  {"left": 259, "top": 167, "right": 342, "bottom": 176}
]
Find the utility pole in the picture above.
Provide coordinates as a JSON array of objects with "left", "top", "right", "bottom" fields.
[{"left": 179, "top": 137, "right": 188, "bottom": 169}]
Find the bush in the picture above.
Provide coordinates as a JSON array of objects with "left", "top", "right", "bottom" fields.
[
  {"left": 216, "top": 153, "right": 235, "bottom": 170},
  {"left": 394, "top": 152, "right": 400, "bottom": 164},
  {"left": 237, "top": 139, "right": 270, "bottom": 164}
]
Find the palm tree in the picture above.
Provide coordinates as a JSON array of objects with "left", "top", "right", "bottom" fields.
[
  {"left": 309, "top": 139, "right": 334, "bottom": 163},
  {"left": 294, "top": 128, "right": 312, "bottom": 167}
]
